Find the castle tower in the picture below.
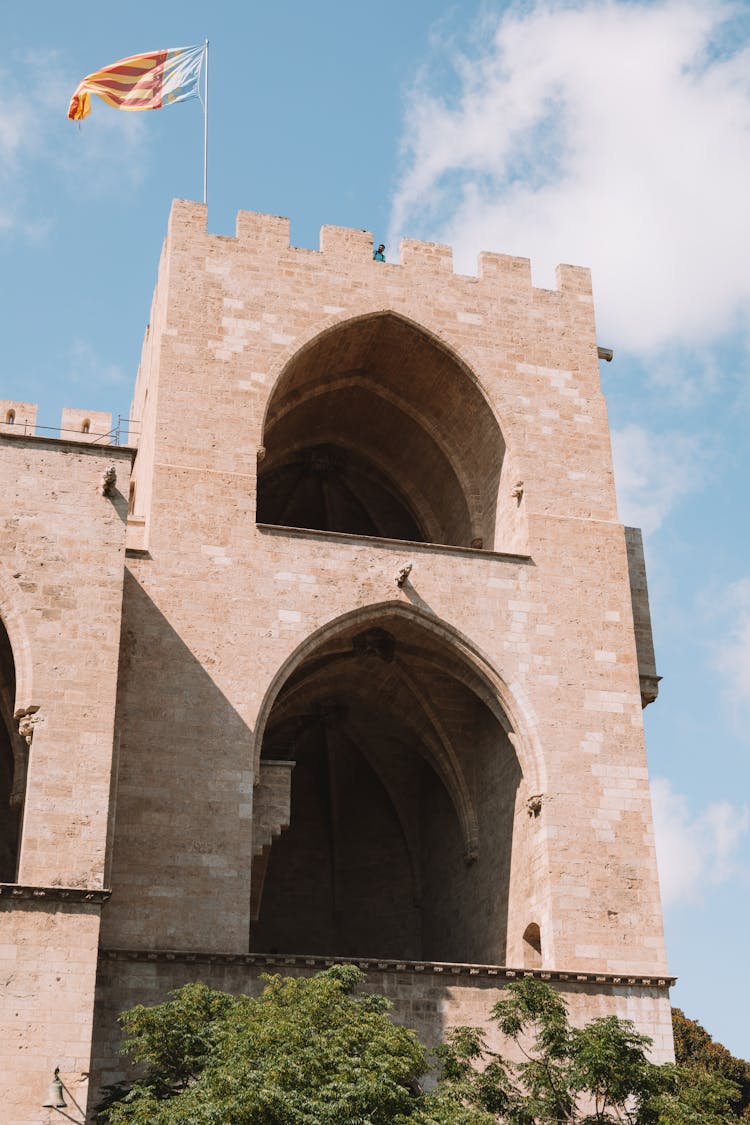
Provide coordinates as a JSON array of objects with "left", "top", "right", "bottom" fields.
[{"left": 0, "top": 200, "right": 672, "bottom": 1123}]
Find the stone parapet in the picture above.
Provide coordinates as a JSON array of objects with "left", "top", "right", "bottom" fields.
[
  {"left": 88, "top": 950, "right": 676, "bottom": 1102},
  {"left": 168, "top": 198, "right": 594, "bottom": 299},
  {"left": 100, "top": 947, "right": 675, "bottom": 988},
  {"left": 0, "top": 401, "right": 37, "bottom": 436}
]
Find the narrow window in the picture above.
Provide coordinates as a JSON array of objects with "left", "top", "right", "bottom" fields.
[
  {"left": 6, "top": 411, "right": 14, "bottom": 425},
  {"left": 82, "top": 420, "right": 90, "bottom": 434},
  {"left": 128, "top": 481, "right": 136, "bottom": 515},
  {"left": 523, "top": 923, "right": 542, "bottom": 968}
]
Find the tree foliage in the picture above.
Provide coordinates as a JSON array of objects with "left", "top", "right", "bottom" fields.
[
  {"left": 424, "top": 979, "right": 667, "bottom": 1124},
  {"left": 672, "top": 1008, "right": 750, "bottom": 1120},
  {"left": 423, "top": 982, "right": 745, "bottom": 1125},
  {"left": 98, "top": 971, "right": 748, "bottom": 1125},
  {"left": 98, "top": 965, "right": 427, "bottom": 1124}
]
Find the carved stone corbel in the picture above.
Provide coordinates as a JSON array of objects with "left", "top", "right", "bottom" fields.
[
  {"left": 10, "top": 706, "right": 40, "bottom": 807},
  {"left": 527, "top": 794, "right": 543, "bottom": 818},
  {"left": 16, "top": 705, "right": 41, "bottom": 747}
]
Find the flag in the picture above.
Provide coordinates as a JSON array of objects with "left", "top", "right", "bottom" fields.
[{"left": 68, "top": 45, "right": 205, "bottom": 122}]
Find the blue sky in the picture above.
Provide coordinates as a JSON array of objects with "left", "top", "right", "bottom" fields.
[{"left": 3, "top": 0, "right": 749, "bottom": 1058}]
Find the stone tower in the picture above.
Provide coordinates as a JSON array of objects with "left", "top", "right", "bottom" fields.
[{"left": 0, "top": 200, "right": 672, "bottom": 1123}]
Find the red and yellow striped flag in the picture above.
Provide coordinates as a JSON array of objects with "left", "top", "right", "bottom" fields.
[{"left": 68, "top": 45, "right": 205, "bottom": 121}]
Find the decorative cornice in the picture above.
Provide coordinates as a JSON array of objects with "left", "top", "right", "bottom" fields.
[
  {"left": 99, "top": 949, "right": 675, "bottom": 989},
  {"left": 0, "top": 883, "right": 111, "bottom": 904}
]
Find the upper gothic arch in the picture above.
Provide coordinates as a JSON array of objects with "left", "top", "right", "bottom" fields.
[{"left": 256, "top": 311, "right": 506, "bottom": 549}]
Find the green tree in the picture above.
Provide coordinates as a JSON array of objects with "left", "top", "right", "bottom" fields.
[
  {"left": 436, "top": 978, "right": 662, "bottom": 1123},
  {"left": 98, "top": 971, "right": 747, "bottom": 1125},
  {"left": 422, "top": 980, "right": 742, "bottom": 1125},
  {"left": 98, "top": 965, "right": 427, "bottom": 1125},
  {"left": 672, "top": 1009, "right": 750, "bottom": 1120}
]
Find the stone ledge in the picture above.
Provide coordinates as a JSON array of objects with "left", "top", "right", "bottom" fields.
[
  {"left": 0, "top": 883, "right": 112, "bottom": 904},
  {"left": 0, "top": 431, "right": 136, "bottom": 457},
  {"left": 257, "top": 523, "right": 533, "bottom": 565},
  {"left": 99, "top": 949, "right": 675, "bottom": 989}
]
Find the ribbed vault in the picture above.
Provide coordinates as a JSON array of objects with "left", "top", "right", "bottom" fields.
[
  {"left": 257, "top": 312, "right": 505, "bottom": 548},
  {"left": 257, "top": 444, "right": 424, "bottom": 541},
  {"left": 252, "top": 612, "right": 521, "bottom": 963}
]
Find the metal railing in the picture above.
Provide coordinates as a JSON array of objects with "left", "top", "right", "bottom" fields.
[{"left": 1, "top": 415, "right": 141, "bottom": 446}]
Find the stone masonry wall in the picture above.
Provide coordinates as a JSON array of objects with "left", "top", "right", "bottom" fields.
[
  {"left": 0, "top": 434, "right": 132, "bottom": 1125},
  {"left": 89, "top": 954, "right": 675, "bottom": 1107},
  {"left": 0, "top": 200, "right": 672, "bottom": 1121},
  {"left": 1, "top": 900, "right": 102, "bottom": 1125},
  {"left": 0, "top": 436, "right": 132, "bottom": 887},
  {"left": 101, "top": 201, "right": 667, "bottom": 992}
]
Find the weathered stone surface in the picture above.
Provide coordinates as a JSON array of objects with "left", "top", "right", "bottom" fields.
[
  {"left": 0, "top": 200, "right": 670, "bottom": 1122},
  {"left": 0, "top": 435, "right": 131, "bottom": 1124}
]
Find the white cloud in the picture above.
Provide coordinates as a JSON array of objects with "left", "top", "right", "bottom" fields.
[
  {"left": 0, "top": 51, "right": 148, "bottom": 239},
  {"left": 651, "top": 777, "right": 748, "bottom": 907},
  {"left": 390, "top": 1, "right": 750, "bottom": 356},
  {"left": 610, "top": 423, "right": 710, "bottom": 533},
  {"left": 68, "top": 338, "right": 128, "bottom": 389},
  {"left": 714, "top": 577, "right": 750, "bottom": 712}
]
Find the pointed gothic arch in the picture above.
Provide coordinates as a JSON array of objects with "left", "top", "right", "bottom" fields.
[
  {"left": 256, "top": 311, "right": 506, "bottom": 549},
  {"left": 252, "top": 601, "right": 546, "bottom": 794},
  {"left": 250, "top": 601, "right": 546, "bottom": 964}
]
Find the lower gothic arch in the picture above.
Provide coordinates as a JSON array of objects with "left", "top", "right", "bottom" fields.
[
  {"left": 250, "top": 602, "right": 548, "bottom": 964},
  {"left": 252, "top": 601, "right": 547, "bottom": 793}
]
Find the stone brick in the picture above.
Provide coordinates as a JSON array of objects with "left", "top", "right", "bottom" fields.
[{"left": 0, "top": 199, "right": 672, "bottom": 1122}]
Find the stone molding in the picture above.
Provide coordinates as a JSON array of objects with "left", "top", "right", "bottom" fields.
[
  {"left": 99, "top": 948, "right": 675, "bottom": 989},
  {"left": 257, "top": 522, "right": 533, "bottom": 564},
  {"left": 0, "top": 430, "right": 136, "bottom": 457},
  {"left": 0, "top": 883, "right": 112, "bottom": 903}
]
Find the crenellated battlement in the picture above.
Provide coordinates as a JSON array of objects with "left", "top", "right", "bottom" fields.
[
  {"left": 0, "top": 402, "right": 115, "bottom": 444},
  {"left": 0, "top": 400, "right": 37, "bottom": 435},
  {"left": 167, "top": 198, "right": 592, "bottom": 298}
]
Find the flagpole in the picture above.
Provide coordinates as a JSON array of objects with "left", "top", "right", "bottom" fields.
[{"left": 203, "top": 39, "right": 209, "bottom": 206}]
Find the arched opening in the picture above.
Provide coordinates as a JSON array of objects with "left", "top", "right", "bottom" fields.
[
  {"left": 257, "top": 313, "right": 505, "bottom": 549},
  {"left": 252, "top": 610, "right": 522, "bottom": 963},
  {"left": 82, "top": 420, "right": 90, "bottom": 434},
  {"left": 258, "top": 444, "right": 424, "bottom": 541},
  {"left": 0, "top": 616, "right": 23, "bottom": 881},
  {"left": 522, "top": 922, "right": 542, "bottom": 968},
  {"left": 6, "top": 410, "right": 15, "bottom": 425}
]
